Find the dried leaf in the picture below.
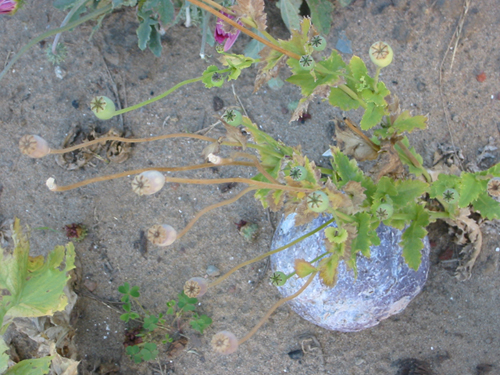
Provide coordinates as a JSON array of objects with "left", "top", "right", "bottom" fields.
[
  {"left": 223, "top": 123, "right": 247, "bottom": 149},
  {"left": 56, "top": 126, "right": 102, "bottom": 170},
  {"left": 105, "top": 128, "right": 132, "bottom": 164},
  {"left": 335, "top": 119, "right": 378, "bottom": 161},
  {"left": 166, "top": 336, "right": 188, "bottom": 359},
  {"left": 342, "top": 180, "right": 366, "bottom": 214},
  {"left": 266, "top": 190, "right": 285, "bottom": 212},
  {"left": 232, "top": 0, "right": 267, "bottom": 31},
  {"left": 254, "top": 48, "right": 288, "bottom": 92},
  {"left": 294, "top": 259, "right": 317, "bottom": 278},
  {"left": 369, "top": 142, "right": 405, "bottom": 182},
  {"left": 201, "top": 142, "right": 220, "bottom": 160}
]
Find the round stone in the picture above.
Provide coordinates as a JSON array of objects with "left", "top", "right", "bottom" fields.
[{"left": 270, "top": 213, "right": 430, "bottom": 332}]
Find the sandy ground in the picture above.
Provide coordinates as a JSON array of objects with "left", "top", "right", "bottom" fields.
[{"left": 1, "top": 0, "right": 500, "bottom": 374}]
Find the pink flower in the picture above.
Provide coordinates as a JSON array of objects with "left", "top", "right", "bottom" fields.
[
  {"left": 0, "top": 0, "right": 19, "bottom": 15},
  {"left": 214, "top": 12, "right": 241, "bottom": 52}
]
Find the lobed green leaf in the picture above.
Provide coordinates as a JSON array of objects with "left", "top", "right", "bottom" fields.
[{"left": 400, "top": 205, "right": 429, "bottom": 270}]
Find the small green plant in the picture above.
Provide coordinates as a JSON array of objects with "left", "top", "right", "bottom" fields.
[{"left": 118, "top": 282, "right": 212, "bottom": 364}]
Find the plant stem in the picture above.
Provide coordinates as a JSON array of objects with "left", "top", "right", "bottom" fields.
[
  {"left": 0, "top": 3, "right": 112, "bottom": 82},
  {"left": 187, "top": 0, "right": 301, "bottom": 60},
  {"left": 52, "top": 0, "right": 89, "bottom": 54},
  {"left": 395, "top": 140, "right": 432, "bottom": 182},
  {"left": 237, "top": 272, "right": 317, "bottom": 346},
  {"left": 373, "top": 66, "right": 381, "bottom": 93},
  {"left": 112, "top": 69, "right": 229, "bottom": 115},
  {"left": 208, "top": 217, "right": 336, "bottom": 289},
  {"left": 338, "top": 84, "right": 367, "bottom": 109},
  {"left": 176, "top": 187, "right": 256, "bottom": 240},
  {"left": 231, "top": 152, "right": 279, "bottom": 184}
]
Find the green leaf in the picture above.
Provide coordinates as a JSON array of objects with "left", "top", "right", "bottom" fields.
[
  {"left": 391, "top": 179, "right": 428, "bottom": 208},
  {"left": 294, "top": 259, "right": 318, "bottom": 278},
  {"left": 400, "top": 205, "right": 429, "bottom": 270},
  {"left": 201, "top": 65, "right": 223, "bottom": 88},
  {"left": 330, "top": 147, "right": 364, "bottom": 186},
  {"left": 328, "top": 87, "right": 360, "bottom": 111},
  {"left": 4, "top": 357, "right": 53, "bottom": 375},
  {"left": 0, "top": 219, "right": 76, "bottom": 320},
  {"left": 392, "top": 111, "right": 428, "bottom": 133},
  {"left": 130, "top": 286, "right": 140, "bottom": 298},
  {"left": 120, "top": 313, "right": 131, "bottom": 322},
  {"left": 244, "top": 29, "right": 265, "bottom": 58},
  {"left": 276, "top": 0, "right": 301, "bottom": 32},
  {"left": 351, "top": 212, "right": 376, "bottom": 257},
  {"left": 0, "top": 338, "right": 9, "bottom": 373},
  {"left": 429, "top": 174, "right": 460, "bottom": 199},
  {"left": 148, "top": 26, "right": 162, "bottom": 57},
  {"left": 305, "top": 0, "right": 334, "bottom": 35},
  {"left": 318, "top": 256, "right": 338, "bottom": 286},
  {"left": 136, "top": 12, "right": 158, "bottom": 51},
  {"left": 143, "top": 0, "right": 174, "bottom": 26},
  {"left": 394, "top": 137, "right": 425, "bottom": 176},
  {"left": 472, "top": 192, "right": 500, "bottom": 220},
  {"left": 118, "top": 282, "right": 130, "bottom": 294},
  {"left": 190, "top": 314, "right": 213, "bottom": 334},
  {"left": 458, "top": 173, "right": 482, "bottom": 208},
  {"left": 53, "top": 0, "right": 80, "bottom": 10},
  {"left": 360, "top": 102, "right": 385, "bottom": 130}
]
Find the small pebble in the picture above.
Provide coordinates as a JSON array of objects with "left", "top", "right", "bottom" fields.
[
  {"left": 54, "top": 66, "right": 66, "bottom": 79},
  {"left": 213, "top": 96, "right": 224, "bottom": 111},
  {"left": 71, "top": 100, "right": 79, "bottom": 109},
  {"left": 336, "top": 30, "right": 352, "bottom": 54},
  {"left": 287, "top": 349, "right": 304, "bottom": 360},
  {"left": 207, "top": 265, "right": 221, "bottom": 277},
  {"left": 476, "top": 72, "right": 486, "bottom": 82}
]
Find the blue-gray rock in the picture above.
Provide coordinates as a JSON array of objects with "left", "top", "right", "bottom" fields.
[{"left": 270, "top": 213, "right": 430, "bottom": 332}]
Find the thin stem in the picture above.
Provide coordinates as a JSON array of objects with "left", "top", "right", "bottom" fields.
[
  {"left": 231, "top": 152, "right": 279, "bottom": 184},
  {"left": 0, "top": 3, "right": 112, "bottom": 82},
  {"left": 373, "top": 66, "right": 381, "bottom": 93},
  {"left": 395, "top": 140, "right": 432, "bottom": 182},
  {"left": 46, "top": 161, "right": 253, "bottom": 190},
  {"left": 113, "top": 70, "right": 228, "bottom": 116},
  {"left": 200, "top": 10, "right": 209, "bottom": 59},
  {"left": 238, "top": 272, "right": 317, "bottom": 346},
  {"left": 187, "top": 0, "right": 301, "bottom": 60},
  {"left": 338, "top": 84, "right": 367, "bottom": 109},
  {"left": 52, "top": 0, "right": 89, "bottom": 54},
  {"left": 47, "top": 133, "right": 220, "bottom": 155},
  {"left": 208, "top": 217, "right": 336, "bottom": 288},
  {"left": 177, "top": 187, "right": 256, "bottom": 240}
]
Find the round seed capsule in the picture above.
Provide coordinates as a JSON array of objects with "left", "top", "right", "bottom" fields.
[
  {"left": 183, "top": 277, "right": 208, "bottom": 298},
  {"left": 19, "top": 135, "right": 50, "bottom": 158},
  {"left": 132, "top": 171, "right": 165, "bottom": 196},
  {"left": 369, "top": 41, "right": 393, "bottom": 68},
  {"left": 211, "top": 331, "right": 238, "bottom": 354}
]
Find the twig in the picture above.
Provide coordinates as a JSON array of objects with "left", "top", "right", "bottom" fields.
[
  {"left": 438, "top": 0, "right": 471, "bottom": 171},
  {"left": 232, "top": 84, "right": 249, "bottom": 118}
]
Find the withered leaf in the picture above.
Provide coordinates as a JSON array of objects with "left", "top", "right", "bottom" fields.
[
  {"left": 223, "top": 123, "right": 247, "bottom": 149},
  {"left": 254, "top": 48, "right": 288, "bottom": 92},
  {"left": 56, "top": 125, "right": 103, "bottom": 170},
  {"left": 232, "top": 0, "right": 267, "bottom": 31},
  {"left": 294, "top": 198, "right": 319, "bottom": 226},
  {"left": 106, "top": 128, "right": 132, "bottom": 163},
  {"left": 369, "top": 142, "right": 405, "bottom": 182},
  {"left": 166, "top": 336, "right": 189, "bottom": 359},
  {"left": 335, "top": 119, "right": 378, "bottom": 161},
  {"left": 201, "top": 142, "right": 221, "bottom": 160},
  {"left": 266, "top": 189, "right": 285, "bottom": 212},
  {"left": 343, "top": 180, "right": 366, "bottom": 214}
]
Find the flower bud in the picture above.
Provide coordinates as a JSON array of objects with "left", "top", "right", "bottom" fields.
[
  {"left": 369, "top": 41, "right": 393, "bottom": 68},
  {"left": 211, "top": 331, "right": 238, "bottom": 354},
  {"left": 310, "top": 35, "right": 326, "bottom": 51},
  {"left": 131, "top": 171, "right": 165, "bottom": 196},
  {"left": 19, "top": 135, "right": 50, "bottom": 158},
  {"left": 299, "top": 54, "right": 315, "bottom": 71},
  {"left": 147, "top": 224, "right": 177, "bottom": 246},
  {"left": 90, "top": 96, "right": 116, "bottom": 120},
  {"left": 184, "top": 277, "right": 208, "bottom": 298}
]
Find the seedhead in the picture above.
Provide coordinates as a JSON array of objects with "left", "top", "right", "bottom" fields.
[
  {"left": 369, "top": 41, "right": 393, "bottom": 68},
  {"left": 184, "top": 277, "right": 208, "bottom": 298},
  {"left": 147, "top": 224, "right": 177, "bottom": 246},
  {"left": 211, "top": 331, "right": 238, "bottom": 355},
  {"left": 90, "top": 96, "right": 116, "bottom": 120},
  {"left": 19, "top": 135, "right": 50, "bottom": 158},
  {"left": 132, "top": 171, "right": 165, "bottom": 196}
]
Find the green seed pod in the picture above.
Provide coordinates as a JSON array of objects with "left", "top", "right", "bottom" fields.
[
  {"left": 299, "top": 54, "right": 315, "bottom": 71},
  {"left": 369, "top": 41, "right": 393, "bottom": 68},
  {"left": 90, "top": 96, "right": 116, "bottom": 120},
  {"left": 307, "top": 191, "right": 329, "bottom": 213},
  {"left": 442, "top": 188, "right": 459, "bottom": 204},
  {"left": 374, "top": 203, "right": 394, "bottom": 221},
  {"left": 310, "top": 35, "right": 326, "bottom": 51},
  {"left": 210, "top": 72, "right": 224, "bottom": 87},
  {"left": 289, "top": 166, "right": 307, "bottom": 181},
  {"left": 269, "top": 271, "right": 287, "bottom": 286},
  {"left": 222, "top": 109, "right": 242, "bottom": 126}
]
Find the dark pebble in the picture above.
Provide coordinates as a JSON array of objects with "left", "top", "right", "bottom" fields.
[
  {"left": 288, "top": 349, "right": 304, "bottom": 360},
  {"left": 213, "top": 96, "right": 224, "bottom": 111},
  {"left": 71, "top": 100, "right": 79, "bottom": 109},
  {"left": 476, "top": 364, "right": 494, "bottom": 375},
  {"left": 416, "top": 79, "right": 426, "bottom": 92},
  {"left": 394, "top": 358, "right": 435, "bottom": 375}
]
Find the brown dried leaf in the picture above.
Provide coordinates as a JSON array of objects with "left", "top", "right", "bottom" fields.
[
  {"left": 105, "top": 128, "right": 132, "bottom": 164},
  {"left": 443, "top": 207, "right": 483, "bottom": 281},
  {"left": 387, "top": 94, "right": 401, "bottom": 124},
  {"left": 166, "top": 336, "right": 189, "bottom": 359},
  {"left": 56, "top": 126, "right": 103, "bottom": 170},
  {"left": 369, "top": 142, "right": 405, "bottom": 182},
  {"left": 294, "top": 198, "right": 319, "bottom": 226},
  {"left": 223, "top": 123, "right": 247, "bottom": 149},
  {"left": 335, "top": 120, "right": 378, "bottom": 161},
  {"left": 266, "top": 190, "right": 285, "bottom": 212},
  {"left": 201, "top": 142, "right": 220, "bottom": 160},
  {"left": 232, "top": 0, "right": 267, "bottom": 31},
  {"left": 254, "top": 48, "right": 288, "bottom": 93},
  {"left": 343, "top": 181, "right": 366, "bottom": 214}
]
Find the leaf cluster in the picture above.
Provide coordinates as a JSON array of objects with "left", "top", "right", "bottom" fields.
[{"left": 117, "top": 285, "right": 212, "bottom": 363}]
